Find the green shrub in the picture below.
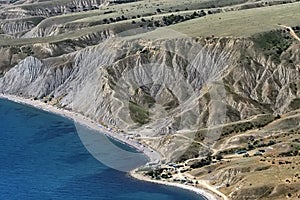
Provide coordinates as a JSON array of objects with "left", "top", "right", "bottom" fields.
[{"left": 252, "top": 30, "right": 292, "bottom": 63}]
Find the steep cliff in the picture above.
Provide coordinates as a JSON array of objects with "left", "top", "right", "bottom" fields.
[{"left": 0, "top": 31, "right": 299, "bottom": 161}]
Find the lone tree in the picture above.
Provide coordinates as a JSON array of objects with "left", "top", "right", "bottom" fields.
[
  {"left": 103, "top": 18, "right": 108, "bottom": 24},
  {"left": 216, "top": 154, "right": 223, "bottom": 161}
]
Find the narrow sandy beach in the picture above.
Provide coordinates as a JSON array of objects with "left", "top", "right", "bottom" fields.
[
  {"left": 130, "top": 170, "right": 223, "bottom": 200},
  {"left": 0, "top": 93, "right": 223, "bottom": 200}
]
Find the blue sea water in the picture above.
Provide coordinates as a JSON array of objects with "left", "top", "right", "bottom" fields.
[{"left": 0, "top": 99, "right": 205, "bottom": 200}]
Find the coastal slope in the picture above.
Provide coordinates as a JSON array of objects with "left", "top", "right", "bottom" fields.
[{"left": 0, "top": 0, "right": 300, "bottom": 199}]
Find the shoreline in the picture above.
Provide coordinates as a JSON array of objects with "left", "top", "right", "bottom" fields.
[
  {"left": 0, "top": 94, "right": 161, "bottom": 163},
  {"left": 0, "top": 93, "right": 223, "bottom": 200},
  {"left": 129, "top": 170, "right": 221, "bottom": 200}
]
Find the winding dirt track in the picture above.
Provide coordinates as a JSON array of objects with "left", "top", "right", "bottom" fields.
[{"left": 278, "top": 24, "right": 300, "bottom": 42}]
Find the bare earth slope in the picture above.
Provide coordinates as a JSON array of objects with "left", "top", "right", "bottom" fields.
[{"left": 0, "top": 0, "right": 300, "bottom": 199}]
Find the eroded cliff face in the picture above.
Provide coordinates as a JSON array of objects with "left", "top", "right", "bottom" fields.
[
  {"left": 0, "top": 20, "right": 34, "bottom": 35},
  {"left": 0, "top": 38, "right": 235, "bottom": 127},
  {"left": 226, "top": 42, "right": 300, "bottom": 115},
  {"left": 0, "top": 35, "right": 299, "bottom": 161},
  {"left": 0, "top": 0, "right": 109, "bottom": 37},
  {"left": 1, "top": 0, "right": 107, "bottom": 19}
]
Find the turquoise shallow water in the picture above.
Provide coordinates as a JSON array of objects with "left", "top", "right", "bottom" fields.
[{"left": 0, "top": 98, "right": 205, "bottom": 200}]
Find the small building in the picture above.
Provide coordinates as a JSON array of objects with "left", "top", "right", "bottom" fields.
[
  {"left": 254, "top": 151, "right": 263, "bottom": 156},
  {"left": 235, "top": 150, "right": 247, "bottom": 154}
]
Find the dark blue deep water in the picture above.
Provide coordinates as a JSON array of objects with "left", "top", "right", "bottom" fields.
[{"left": 0, "top": 99, "right": 204, "bottom": 200}]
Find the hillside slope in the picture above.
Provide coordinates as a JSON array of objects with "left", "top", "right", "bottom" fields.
[{"left": 0, "top": 0, "right": 300, "bottom": 199}]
